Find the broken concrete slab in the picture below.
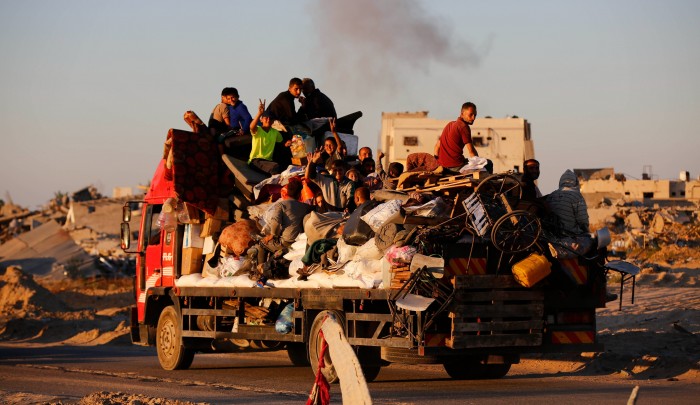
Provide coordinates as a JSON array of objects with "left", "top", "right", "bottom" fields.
[{"left": 0, "top": 220, "right": 95, "bottom": 279}]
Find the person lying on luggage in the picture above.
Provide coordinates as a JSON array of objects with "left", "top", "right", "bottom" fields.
[
  {"left": 248, "top": 99, "right": 292, "bottom": 176},
  {"left": 260, "top": 179, "right": 312, "bottom": 254},
  {"left": 305, "top": 150, "right": 356, "bottom": 212}
]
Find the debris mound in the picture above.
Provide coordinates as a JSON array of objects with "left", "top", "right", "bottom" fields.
[
  {"left": 75, "top": 391, "right": 202, "bottom": 405},
  {"left": 0, "top": 265, "right": 67, "bottom": 316}
]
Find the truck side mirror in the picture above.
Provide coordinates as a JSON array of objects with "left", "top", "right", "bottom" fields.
[
  {"left": 121, "top": 223, "right": 131, "bottom": 250},
  {"left": 122, "top": 205, "right": 132, "bottom": 222}
]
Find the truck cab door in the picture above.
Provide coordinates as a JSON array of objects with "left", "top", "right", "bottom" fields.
[{"left": 144, "top": 204, "right": 164, "bottom": 288}]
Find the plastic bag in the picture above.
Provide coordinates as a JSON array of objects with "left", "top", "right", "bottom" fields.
[
  {"left": 301, "top": 179, "right": 316, "bottom": 202},
  {"left": 385, "top": 245, "right": 417, "bottom": 266},
  {"left": 290, "top": 134, "right": 307, "bottom": 158},
  {"left": 157, "top": 197, "right": 178, "bottom": 231},
  {"left": 275, "top": 303, "right": 295, "bottom": 334},
  {"left": 361, "top": 199, "right": 402, "bottom": 233},
  {"left": 403, "top": 197, "right": 447, "bottom": 218},
  {"left": 336, "top": 238, "right": 358, "bottom": 263},
  {"left": 353, "top": 238, "right": 384, "bottom": 261},
  {"left": 459, "top": 156, "right": 489, "bottom": 174},
  {"left": 219, "top": 255, "right": 244, "bottom": 277}
]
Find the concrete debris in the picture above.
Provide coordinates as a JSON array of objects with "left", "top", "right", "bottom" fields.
[
  {"left": 590, "top": 199, "right": 700, "bottom": 258},
  {"left": 0, "top": 186, "right": 139, "bottom": 279}
]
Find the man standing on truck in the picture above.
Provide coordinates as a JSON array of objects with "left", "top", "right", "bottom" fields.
[
  {"left": 437, "top": 102, "right": 479, "bottom": 172},
  {"left": 249, "top": 100, "right": 292, "bottom": 175}
]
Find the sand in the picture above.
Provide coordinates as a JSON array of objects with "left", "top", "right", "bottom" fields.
[{"left": 0, "top": 253, "right": 698, "bottom": 404}]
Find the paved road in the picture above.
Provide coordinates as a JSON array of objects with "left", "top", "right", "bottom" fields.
[{"left": 0, "top": 343, "right": 697, "bottom": 404}]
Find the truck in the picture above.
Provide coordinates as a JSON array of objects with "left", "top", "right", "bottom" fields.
[{"left": 120, "top": 125, "right": 638, "bottom": 383}]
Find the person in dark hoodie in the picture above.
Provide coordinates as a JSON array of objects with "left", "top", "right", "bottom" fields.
[{"left": 547, "top": 169, "right": 589, "bottom": 236}]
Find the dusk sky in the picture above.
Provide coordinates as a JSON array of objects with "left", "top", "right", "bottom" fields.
[{"left": 1, "top": 0, "right": 698, "bottom": 208}]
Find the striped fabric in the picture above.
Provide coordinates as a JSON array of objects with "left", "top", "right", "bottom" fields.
[{"left": 547, "top": 170, "right": 589, "bottom": 235}]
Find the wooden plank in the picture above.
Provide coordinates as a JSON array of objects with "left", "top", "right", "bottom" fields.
[
  {"left": 450, "top": 303, "right": 544, "bottom": 318},
  {"left": 346, "top": 312, "right": 394, "bottom": 322},
  {"left": 452, "top": 320, "right": 544, "bottom": 332},
  {"left": 182, "top": 330, "right": 303, "bottom": 342},
  {"left": 454, "top": 275, "right": 521, "bottom": 289},
  {"left": 181, "top": 308, "right": 238, "bottom": 316},
  {"left": 455, "top": 290, "right": 544, "bottom": 302},
  {"left": 403, "top": 216, "right": 446, "bottom": 226},
  {"left": 447, "top": 333, "right": 542, "bottom": 349}
]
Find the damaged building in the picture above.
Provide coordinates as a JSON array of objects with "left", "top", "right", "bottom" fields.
[{"left": 576, "top": 168, "right": 700, "bottom": 203}]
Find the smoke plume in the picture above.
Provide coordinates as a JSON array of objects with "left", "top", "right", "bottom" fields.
[{"left": 310, "top": 0, "right": 486, "bottom": 95}]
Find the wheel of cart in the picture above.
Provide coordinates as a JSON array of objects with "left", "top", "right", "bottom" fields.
[
  {"left": 464, "top": 173, "right": 541, "bottom": 253},
  {"left": 308, "top": 310, "right": 382, "bottom": 383}
]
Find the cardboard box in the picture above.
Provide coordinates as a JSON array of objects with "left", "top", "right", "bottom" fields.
[
  {"left": 183, "top": 203, "right": 202, "bottom": 224},
  {"left": 200, "top": 218, "right": 223, "bottom": 238},
  {"left": 206, "top": 198, "right": 230, "bottom": 221},
  {"left": 183, "top": 224, "right": 204, "bottom": 249},
  {"left": 291, "top": 157, "right": 308, "bottom": 166},
  {"left": 202, "top": 236, "right": 216, "bottom": 255},
  {"left": 181, "top": 247, "right": 203, "bottom": 275}
]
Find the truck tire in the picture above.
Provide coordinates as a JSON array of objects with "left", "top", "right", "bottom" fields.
[
  {"left": 356, "top": 346, "right": 382, "bottom": 383},
  {"left": 286, "top": 342, "right": 310, "bottom": 366},
  {"left": 309, "top": 310, "right": 343, "bottom": 384},
  {"left": 443, "top": 357, "right": 511, "bottom": 380},
  {"left": 308, "top": 311, "right": 382, "bottom": 383},
  {"left": 156, "top": 306, "right": 195, "bottom": 370}
]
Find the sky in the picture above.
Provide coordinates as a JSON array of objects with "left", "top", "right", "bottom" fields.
[{"left": 1, "top": 0, "right": 699, "bottom": 209}]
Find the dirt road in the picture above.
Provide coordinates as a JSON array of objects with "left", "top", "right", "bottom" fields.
[{"left": 1, "top": 343, "right": 698, "bottom": 404}]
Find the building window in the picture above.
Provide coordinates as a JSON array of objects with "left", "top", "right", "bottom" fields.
[
  {"left": 643, "top": 192, "right": 654, "bottom": 199},
  {"left": 403, "top": 136, "right": 418, "bottom": 146},
  {"left": 671, "top": 192, "right": 676, "bottom": 196},
  {"left": 473, "top": 136, "right": 487, "bottom": 147},
  {"left": 625, "top": 192, "right": 630, "bottom": 195},
  {"left": 681, "top": 191, "right": 686, "bottom": 196}
]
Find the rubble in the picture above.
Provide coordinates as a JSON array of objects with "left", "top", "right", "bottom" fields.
[
  {"left": 0, "top": 186, "right": 137, "bottom": 280},
  {"left": 589, "top": 199, "right": 700, "bottom": 262}
]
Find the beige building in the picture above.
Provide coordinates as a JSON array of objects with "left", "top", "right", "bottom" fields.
[
  {"left": 380, "top": 112, "right": 535, "bottom": 173},
  {"left": 576, "top": 168, "right": 700, "bottom": 201}
]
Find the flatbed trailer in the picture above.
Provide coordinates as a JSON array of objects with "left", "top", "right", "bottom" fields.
[{"left": 120, "top": 128, "right": 635, "bottom": 382}]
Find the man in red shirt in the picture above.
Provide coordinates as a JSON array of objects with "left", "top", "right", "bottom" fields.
[{"left": 437, "top": 102, "right": 479, "bottom": 171}]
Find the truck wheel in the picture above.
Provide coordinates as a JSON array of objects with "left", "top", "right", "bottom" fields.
[
  {"left": 309, "top": 310, "right": 343, "bottom": 384},
  {"left": 443, "top": 357, "right": 511, "bottom": 380},
  {"left": 356, "top": 346, "right": 382, "bottom": 382},
  {"left": 156, "top": 306, "right": 195, "bottom": 370},
  {"left": 287, "top": 342, "right": 310, "bottom": 366}
]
